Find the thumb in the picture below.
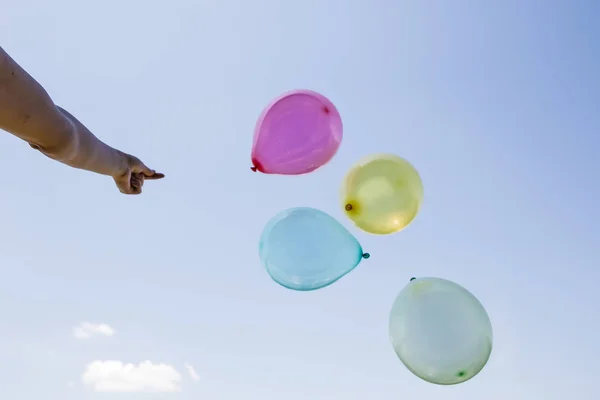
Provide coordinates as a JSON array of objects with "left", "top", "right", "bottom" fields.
[
  {"left": 130, "top": 157, "right": 153, "bottom": 176},
  {"left": 128, "top": 155, "right": 164, "bottom": 179},
  {"left": 140, "top": 164, "right": 156, "bottom": 177}
]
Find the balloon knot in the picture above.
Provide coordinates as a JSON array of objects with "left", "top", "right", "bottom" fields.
[
  {"left": 362, "top": 253, "right": 370, "bottom": 259},
  {"left": 410, "top": 277, "right": 416, "bottom": 281},
  {"left": 345, "top": 204, "right": 353, "bottom": 211},
  {"left": 250, "top": 166, "right": 258, "bottom": 172}
]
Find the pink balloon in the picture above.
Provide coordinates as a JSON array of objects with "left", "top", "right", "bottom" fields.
[{"left": 251, "top": 89, "right": 343, "bottom": 175}]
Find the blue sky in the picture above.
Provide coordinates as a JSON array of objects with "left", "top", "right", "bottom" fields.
[{"left": 1, "top": 0, "right": 599, "bottom": 399}]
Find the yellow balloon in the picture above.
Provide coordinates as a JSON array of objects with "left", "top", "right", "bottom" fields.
[{"left": 341, "top": 154, "right": 423, "bottom": 235}]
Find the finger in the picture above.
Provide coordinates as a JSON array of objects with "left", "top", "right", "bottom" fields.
[
  {"left": 129, "top": 184, "right": 142, "bottom": 195},
  {"left": 134, "top": 172, "right": 145, "bottom": 182},
  {"left": 145, "top": 172, "right": 165, "bottom": 180},
  {"left": 133, "top": 161, "right": 155, "bottom": 177},
  {"left": 131, "top": 175, "right": 144, "bottom": 191},
  {"left": 129, "top": 155, "right": 163, "bottom": 179}
]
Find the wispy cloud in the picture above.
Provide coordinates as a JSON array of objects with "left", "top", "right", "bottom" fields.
[
  {"left": 73, "top": 322, "right": 116, "bottom": 339},
  {"left": 185, "top": 363, "right": 200, "bottom": 382}
]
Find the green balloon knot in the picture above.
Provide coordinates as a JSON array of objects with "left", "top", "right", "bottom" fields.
[
  {"left": 410, "top": 277, "right": 416, "bottom": 281},
  {"left": 362, "top": 253, "right": 370, "bottom": 259},
  {"left": 457, "top": 370, "right": 467, "bottom": 378},
  {"left": 345, "top": 203, "right": 353, "bottom": 211}
]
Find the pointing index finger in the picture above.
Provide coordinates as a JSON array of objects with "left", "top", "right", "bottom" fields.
[{"left": 145, "top": 172, "right": 165, "bottom": 180}]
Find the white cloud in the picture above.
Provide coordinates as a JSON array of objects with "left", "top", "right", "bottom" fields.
[
  {"left": 82, "top": 360, "right": 182, "bottom": 393},
  {"left": 184, "top": 363, "right": 200, "bottom": 382},
  {"left": 73, "top": 322, "right": 115, "bottom": 339}
]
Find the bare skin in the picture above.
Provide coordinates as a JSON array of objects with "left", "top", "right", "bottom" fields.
[{"left": 0, "top": 45, "right": 164, "bottom": 194}]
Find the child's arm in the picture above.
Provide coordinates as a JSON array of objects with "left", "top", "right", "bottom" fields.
[{"left": 0, "top": 45, "right": 163, "bottom": 194}]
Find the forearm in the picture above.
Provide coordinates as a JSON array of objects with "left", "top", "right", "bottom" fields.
[
  {"left": 52, "top": 107, "right": 127, "bottom": 177},
  {"left": 0, "top": 45, "right": 127, "bottom": 177}
]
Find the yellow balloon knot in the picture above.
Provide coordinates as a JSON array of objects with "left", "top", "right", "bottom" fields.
[{"left": 344, "top": 201, "right": 360, "bottom": 215}]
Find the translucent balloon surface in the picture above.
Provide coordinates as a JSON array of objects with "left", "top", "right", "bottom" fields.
[
  {"left": 389, "top": 277, "right": 493, "bottom": 385},
  {"left": 259, "top": 207, "right": 368, "bottom": 291},
  {"left": 251, "top": 90, "right": 343, "bottom": 175},
  {"left": 341, "top": 153, "right": 423, "bottom": 235}
]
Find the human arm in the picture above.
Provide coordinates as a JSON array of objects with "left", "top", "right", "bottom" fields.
[{"left": 0, "top": 45, "right": 163, "bottom": 194}]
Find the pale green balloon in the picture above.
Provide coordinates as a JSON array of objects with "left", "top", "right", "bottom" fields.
[{"left": 389, "top": 277, "right": 493, "bottom": 385}]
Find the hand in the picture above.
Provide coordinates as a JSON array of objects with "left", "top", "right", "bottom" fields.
[{"left": 113, "top": 153, "right": 164, "bottom": 195}]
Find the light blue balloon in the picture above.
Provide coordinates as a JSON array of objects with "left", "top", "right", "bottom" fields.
[{"left": 259, "top": 207, "right": 369, "bottom": 291}]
